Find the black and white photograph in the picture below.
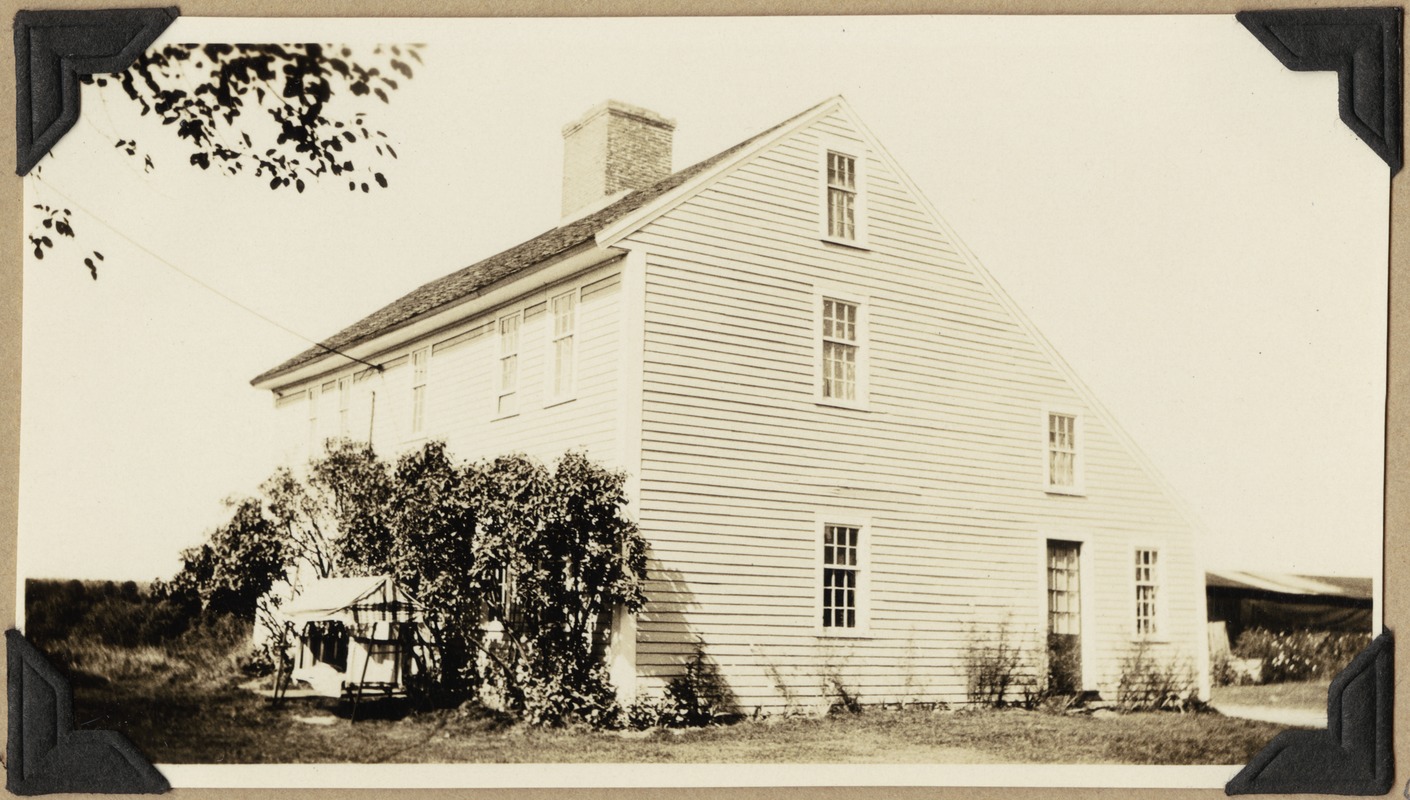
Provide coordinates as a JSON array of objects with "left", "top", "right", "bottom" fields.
[{"left": 12, "top": 12, "right": 1390, "bottom": 789}]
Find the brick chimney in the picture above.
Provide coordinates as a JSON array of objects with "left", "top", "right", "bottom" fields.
[{"left": 561, "top": 100, "right": 675, "bottom": 218}]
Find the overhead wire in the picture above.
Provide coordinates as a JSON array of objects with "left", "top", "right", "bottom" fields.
[{"left": 27, "top": 172, "right": 384, "bottom": 374}]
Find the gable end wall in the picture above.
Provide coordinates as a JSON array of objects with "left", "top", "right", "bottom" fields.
[{"left": 621, "top": 108, "right": 1205, "bottom": 711}]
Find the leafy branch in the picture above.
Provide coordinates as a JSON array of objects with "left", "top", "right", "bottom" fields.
[{"left": 28, "top": 42, "right": 423, "bottom": 278}]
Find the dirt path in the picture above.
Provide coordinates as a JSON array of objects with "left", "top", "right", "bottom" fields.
[{"left": 1211, "top": 704, "right": 1324, "bottom": 729}]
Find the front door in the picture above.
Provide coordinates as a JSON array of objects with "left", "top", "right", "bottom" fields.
[{"left": 1046, "top": 540, "right": 1082, "bottom": 693}]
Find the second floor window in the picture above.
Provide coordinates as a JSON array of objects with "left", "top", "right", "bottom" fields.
[
  {"left": 826, "top": 151, "right": 857, "bottom": 240},
  {"left": 337, "top": 377, "right": 351, "bottom": 436},
  {"left": 410, "top": 348, "right": 428, "bottom": 435},
  {"left": 822, "top": 297, "right": 859, "bottom": 401},
  {"left": 1047, "top": 412, "right": 1078, "bottom": 490},
  {"left": 497, "top": 313, "right": 521, "bottom": 417},
  {"left": 549, "top": 291, "right": 577, "bottom": 402},
  {"left": 307, "top": 386, "right": 319, "bottom": 455}
]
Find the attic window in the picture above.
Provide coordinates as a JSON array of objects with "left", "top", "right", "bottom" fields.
[
  {"left": 820, "top": 143, "right": 867, "bottom": 246},
  {"left": 1044, "top": 410, "right": 1083, "bottom": 494},
  {"left": 827, "top": 152, "right": 856, "bottom": 240}
]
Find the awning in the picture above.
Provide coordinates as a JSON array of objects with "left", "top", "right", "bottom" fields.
[
  {"left": 1206, "top": 569, "right": 1373, "bottom": 600},
  {"left": 280, "top": 575, "right": 423, "bottom": 625}
]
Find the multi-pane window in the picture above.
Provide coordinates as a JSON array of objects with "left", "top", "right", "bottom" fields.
[
  {"left": 410, "top": 348, "right": 428, "bottom": 435},
  {"left": 1048, "top": 542, "right": 1081, "bottom": 636},
  {"left": 550, "top": 291, "right": 577, "bottom": 401},
  {"left": 337, "top": 377, "right": 351, "bottom": 436},
  {"left": 822, "top": 524, "right": 860, "bottom": 629},
  {"left": 1048, "top": 413, "right": 1077, "bottom": 488},
  {"left": 826, "top": 151, "right": 857, "bottom": 240},
  {"left": 307, "top": 387, "right": 319, "bottom": 455},
  {"left": 822, "top": 298, "right": 859, "bottom": 401},
  {"left": 497, "top": 314, "right": 521, "bottom": 416},
  {"left": 1135, "top": 549, "right": 1160, "bottom": 635}
]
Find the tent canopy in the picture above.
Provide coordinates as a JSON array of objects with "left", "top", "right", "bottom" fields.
[{"left": 280, "top": 575, "right": 423, "bottom": 625}]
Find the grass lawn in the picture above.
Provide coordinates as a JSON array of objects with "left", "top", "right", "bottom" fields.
[
  {"left": 71, "top": 674, "right": 1296, "bottom": 765},
  {"left": 1209, "top": 681, "right": 1329, "bottom": 713}
]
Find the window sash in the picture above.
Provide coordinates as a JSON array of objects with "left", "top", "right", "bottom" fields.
[
  {"left": 307, "top": 387, "right": 319, "bottom": 454},
  {"left": 410, "top": 348, "right": 428, "bottom": 434},
  {"left": 1047, "top": 543, "right": 1081, "bottom": 636},
  {"left": 497, "top": 314, "right": 521, "bottom": 415},
  {"left": 1134, "top": 549, "right": 1159, "bottom": 635},
  {"left": 337, "top": 378, "right": 351, "bottom": 436},
  {"left": 826, "top": 152, "right": 858, "bottom": 240},
  {"left": 821, "top": 298, "right": 860, "bottom": 402},
  {"left": 550, "top": 292, "right": 577, "bottom": 399},
  {"left": 1048, "top": 413, "right": 1077, "bottom": 487},
  {"left": 821, "top": 524, "right": 860, "bottom": 629}
]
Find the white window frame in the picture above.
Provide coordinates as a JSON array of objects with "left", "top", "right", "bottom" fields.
[
  {"left": 409, "top": 347, "right": 429, "bottom": 437},
  {"left": 814, "top": 515, "right": 870, "bottom": 637},
  {"left": 545, "top": 288, "right": 579, "bottom": 407},
  {"left": 814, "top": 288, "right": 870, "bottom": 410},
  {"left": 306, "top": 386, "right": 319, "bottom": 457},
  {"left": 1042, "top": 407, "right": 1085, "bottom": 495},
  {"left": 817, "top": 137, "right": 868, "bottom": 248},
  {"left": 336, "top": 376, "right": 351, "bottom": 437},
  {"left": 494, "top": 311, "right": 523, "bottom": 419},
  {"left": 1131, "top": 544, "right": 1168, "bottom": 641}
]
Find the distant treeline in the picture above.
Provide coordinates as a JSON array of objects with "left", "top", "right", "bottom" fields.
[{"left": 25, "top": 578, "right": 200, "bottom": 650}]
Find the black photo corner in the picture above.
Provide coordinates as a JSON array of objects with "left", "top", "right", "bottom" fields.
[{"left": 5, "top": 4, "right": 1402, "bottom": 796}]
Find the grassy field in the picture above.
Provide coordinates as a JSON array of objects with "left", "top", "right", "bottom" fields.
[
  {"left": 63, "top": 649, "right": 1296, "bottom": 765},
  {"left": 30, "top": 580, "right": 1296, "bottom": 766},
  {"left": 1209, "top": 681, "right": 1329, "bottom": 712}
]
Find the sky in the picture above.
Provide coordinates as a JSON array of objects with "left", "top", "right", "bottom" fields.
[{"left": 17, "top": 15, "right": 1388, "bottom": 585}]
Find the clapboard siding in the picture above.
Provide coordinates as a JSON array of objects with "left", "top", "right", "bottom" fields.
[
  {"left": 269, "top": 261, "right": 627, "bottom": 472},
  {"left": 621, "top": 107, "right": 1203, "bottom": 710}
]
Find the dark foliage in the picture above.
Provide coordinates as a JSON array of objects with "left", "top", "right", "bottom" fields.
[
  {"left": 163, "top": 496, "right": 287, "bottom": 620},
  {"left": 384, "top": 441, "right": 482, "bottom": 704},
  {"left": 25, "top": 578, "right": 193, "bottom": 650}
]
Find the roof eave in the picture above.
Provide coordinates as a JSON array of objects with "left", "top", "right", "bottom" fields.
[{"left": 252, "top": 239, "right": 624, "bottom": 394}]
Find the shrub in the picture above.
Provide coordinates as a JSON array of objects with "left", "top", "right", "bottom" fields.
[
  {"left": 822, "top": 673, "right": 863, "bottom": 715},
  {"left": 628, "top": 645, "right": 738, "bottom": 728},
  {"left": 753, "top": 646, "right": 800, "bottom": 715},
  {"left": 962, "top": 621, "right": 1029, "bottom": 707},
  {"left": 1232, "top": 628, "right": 1371, "bottom": 684},
  {"left": 1116, "top": 640, "right": 1198, "bottom": 712}
]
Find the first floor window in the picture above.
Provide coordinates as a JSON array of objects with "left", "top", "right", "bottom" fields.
[
  {"left": 1135, "top": 548, "right": 1159, "bottom": 635},
  {"left": 822, "top": 523, "right": 860, "bottom": 629}
]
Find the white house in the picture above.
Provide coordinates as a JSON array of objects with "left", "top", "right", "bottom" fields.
[{"left": 251, "top": 97, "right": 1210, "bottom": 711}]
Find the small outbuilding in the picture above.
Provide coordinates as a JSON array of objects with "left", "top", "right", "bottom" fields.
[
  {"left": 1206, "top": 570, "right": 1373, "bottom": 643},
  {"left": 276, "top": 574, "right": 430, "bottom": 710}
]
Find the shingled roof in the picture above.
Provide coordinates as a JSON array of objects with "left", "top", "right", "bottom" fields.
[{"left": 251, "top": 98, "right": 835, "bottom": 388}]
